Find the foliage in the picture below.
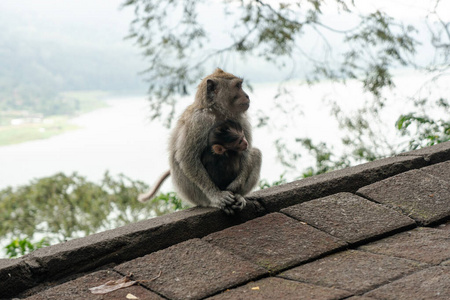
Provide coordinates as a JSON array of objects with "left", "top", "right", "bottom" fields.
[
  {"left": 124, "top": 0, "right": 417, "bottom": 120},
  {"left": 152, "top": 192, "right": 189, "bottom": 212},
  {"left": 123, "top": 0, "right": 449, "bottom": 175},
  {"left": 297, "top": 138, "right": 350, "bottom": 178},
  {"left": 5, "top": 237, "right": 49, "bottom": 258},
  {"left": 0, "top": 172, "right": 186, "bottom": 252},
  {"left": 396, "top": 97, "right": 450, "bottom": 150},
  {"left": 259, "top": 174, "right": 287, "bottom": 189}
]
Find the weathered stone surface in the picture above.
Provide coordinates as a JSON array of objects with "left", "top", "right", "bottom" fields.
[
  {"left": 204, "top": 213, "right": 346, "bottom": 272},
  {"left": 398, "top": 141, "right": 450, "bottom": 163},
  {"left": 206, "top": 277, "right": 351, "bottom": 300},
  {"left": 436, "top": 220, "right": 450, "bottom": 231},
  {"left": 24, "top": 270, "right": 163, "bottom": 300},
  {"left": 0, "top": 258, "right": 34, "bottom": 299},
  {"left": 365, "top": 266, "right": 450, "bottom": 300},
  {"left": 282, "top": 193, "right": 415, "bottom": 244},
  {"left": 248, "top": 155, "right": 426, "bottom": 212},
  {"left": 114, "top": 239, "right": 267, "bottom": 300},
  {"left": 357, "top": 170, "right": 450, "bottom": 225},
  {"left": 421, "top": 161, "right": 450, "bottom": 182},
  {"left": 14, "top": 205, "right": 264, "bottom": 288},
  {"left": 359, "top": 227, "right": 450, "bottom": 265},
  {"left": 279, "top": 250, "right": 426, "bottom": 293}
]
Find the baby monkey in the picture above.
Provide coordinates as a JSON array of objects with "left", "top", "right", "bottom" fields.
[{"left": 201, "top": 120, "right": 248, "bottom": 191}]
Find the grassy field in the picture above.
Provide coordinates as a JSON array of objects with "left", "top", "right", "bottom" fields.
[
  {"left": 0, "top": 91, "right": 109, "bottom": 146},
  {"left": 0, "top": 117, "right": 79, "bottom": 146}
]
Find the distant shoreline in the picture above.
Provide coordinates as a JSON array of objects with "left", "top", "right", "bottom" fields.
[{"left": 0, "top": 91, "right": 110, "bottom": 147}]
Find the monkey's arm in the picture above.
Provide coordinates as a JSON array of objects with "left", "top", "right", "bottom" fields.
[{"left": 227, "top": 147, "right": 262, "bottom": 196}]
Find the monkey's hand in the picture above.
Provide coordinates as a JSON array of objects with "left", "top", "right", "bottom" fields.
[
  {"left": 212, "top": 191, "right": 237, "bottom": 215},
  {"left": 231, "top": 194, "right": 246, "bottom": 211}
]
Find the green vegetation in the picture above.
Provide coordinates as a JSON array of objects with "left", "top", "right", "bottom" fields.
[
  {"left": 0, "top": 172, "right": 188, "bottom": 258},
  {"left": 0, "top": 116, "right": 78, "bottom": 146},
  {"left": 259, "top": 174, "right": 288, "bottom": 189},
  {"left": 5, "top": 238, "right": 49, "bottom": 258}
]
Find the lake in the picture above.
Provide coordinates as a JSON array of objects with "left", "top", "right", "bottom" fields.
[
  {"left": 1, "top": 71, "right": 446, "bottom": 191},
  {"left": 0, "top": 94, "right": 288, "bottom": 191}
]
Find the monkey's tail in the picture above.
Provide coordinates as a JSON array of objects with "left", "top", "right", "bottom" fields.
[{"left": 137, "top": 170, "right": 171, "bottom": 203}]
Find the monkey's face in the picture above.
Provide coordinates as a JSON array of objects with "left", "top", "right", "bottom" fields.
[
  {"left": 228, "top": 134, "right": 248, "bottom": 152},
  {"left": 227, "top": 79, "right": 250, "bottom": 113}
]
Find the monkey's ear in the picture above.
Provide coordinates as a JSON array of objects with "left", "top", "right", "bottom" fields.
[
  {"left": 207, "top": 79, "right": 217, "bottom": 94},
  {"left": 212, "top": 144, "right": 226, "bottom": 155}
]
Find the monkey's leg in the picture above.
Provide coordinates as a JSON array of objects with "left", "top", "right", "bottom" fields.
[{"left": 171, "top": 161, "right": 236, "bottom": 214}]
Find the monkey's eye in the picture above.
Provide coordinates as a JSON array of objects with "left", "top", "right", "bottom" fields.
[{"left": 239, "top": 138, "right": 243, "bottom": 144}]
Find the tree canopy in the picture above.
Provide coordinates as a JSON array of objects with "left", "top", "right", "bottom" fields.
[
  {"left": 123, "top": 0, "right": 449, "bottom": 175},
  {"left": 0, "top": 172, "right": 186, "bottom": 249}
]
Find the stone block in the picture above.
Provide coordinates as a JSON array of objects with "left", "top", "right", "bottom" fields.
[
  {"left": 204, "top": 213, "right": 346, "bottom": 272},
  {"left": 249, "top": 155, "right": 426, "bottom": 212},
  {"left": 398, "top": 141, "right": 450, "bottom": 163},
  {"left": 357, "top": 170, "right": 450, "bottom": 225},
  {"left": 24, "top": 270, "right": 162, "bottom": 300},
  {"left": 207, "top": 277, "right": 351, "bottom": 300},
  {"left": 436, "top": 220, "right": 450, "bottom": 231},
  {"left": 360, "top": 227, "right": 450, "bottom": 265},
  {"left": 282, "top": 192, "right": 415, "bottom": 244},
  {"left": 0, "top": 259, "right": 34, "bottom": 299},
  {"left": 16, "top": 206, "right": 264, "bottom": 287},
  {"left": 421, "top": 161, "right": 450, "bottom": 182},
  {"left": 365, "top": 266, "right": 450, "bottom": 299},
  {"left": 114, "top": 239, "right": 267, "bottom": 300},
  {"left": 279, "top": 250, "right": 426, "bottom": 293}
]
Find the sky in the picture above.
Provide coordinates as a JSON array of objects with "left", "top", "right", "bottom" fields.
[{"left": 1, "top": 0, "right": 447, "bottom": 86}]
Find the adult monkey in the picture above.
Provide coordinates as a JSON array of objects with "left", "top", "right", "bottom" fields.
[{"left": 169, "top": 68, "right": 261, "bottom": 214}]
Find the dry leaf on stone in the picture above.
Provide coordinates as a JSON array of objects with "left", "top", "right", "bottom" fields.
[{"left": 89, "top": 276, "right": 137, "bottom": 294}]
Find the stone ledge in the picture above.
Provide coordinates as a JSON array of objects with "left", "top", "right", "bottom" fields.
[
  {"left": 0, "top": 205, "right": 265, "bottom": 299},
  {"left": 1, "top": 142, "right": 449, "bottom": 298},
  {"left": 0, "top": 259, "right": 35, "bottom": 298},
  {"left": 249, "top": 155, "right": 427, "bottom": 212},
  {"left": 397, "top": 141, "right": 450, "bottom": 163}
]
